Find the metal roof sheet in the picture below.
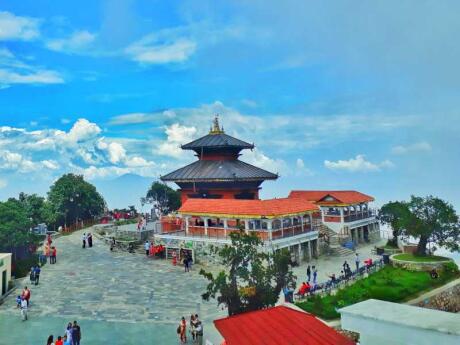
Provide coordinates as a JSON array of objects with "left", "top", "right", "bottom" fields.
[
  {"left": 181, "top": 133, "right": 254, "bottom": 150},
  {"left": 161, "top": 159, "right": 278, "bottom": 182}
]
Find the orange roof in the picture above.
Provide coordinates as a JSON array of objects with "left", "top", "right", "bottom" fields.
[
  {"left": 214, "top": 305, "right": 355, "bottom": 345},
  {"left": 178, "top": 198, "right": 318, "bottom": 218},
  {"left": 289, "top": 190, "right": 374, "bottom": 205}
]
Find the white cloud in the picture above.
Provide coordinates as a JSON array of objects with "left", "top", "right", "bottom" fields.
[
  {"left": 126, "top": 31, "right": 196, "bottom": 64},
  {"left": 296, "top": 158, "right": 305, "bottom": 169},
  {"left": 241, "top": 149, "right": 285, "bottom": 175},
  {"left": 157, "top": 123, "right": 197, "bottom": 158},
  {"left": 41, "top": 160, "right": 59, "bottom": 170},
  {"left": 0, "top": 11, "right": 40, "bottom": 41},
  {"left": 0, "top": 178, "right": 7, "bottom": 189},
  {"left": 65, "top": 118, "right": 101, "bottom": 143},
  {"left": 392, "top": 142, "right": 432, "bottom": 155},
  {"left": 46, "top": 30, "right": 96, "bottom": 53},
  {"left": 0, "top": 48, "right": 64, "bottom": 87},
  {"left": 109, "top": 113, "right": 155, "bottom": 125},
  {"left": 324, "top": 154, "right": 393, "bottom": 172}
]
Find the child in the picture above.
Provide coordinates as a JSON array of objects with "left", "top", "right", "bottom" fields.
[
  {"left": 16, "top": 295, "right": 21, "bottom": 308},
  {"left": 55, "top": 336, "right": 63, "bottom": 345}
]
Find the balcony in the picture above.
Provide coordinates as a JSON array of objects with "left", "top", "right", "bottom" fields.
[
  {"left": 343, "top": 210, "right": 375, "bottom": 222},
  {"left": 185, "top": 224, "right": 316, "bottom": 241}
]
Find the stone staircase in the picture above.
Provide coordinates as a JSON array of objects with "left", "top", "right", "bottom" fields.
[{"left": 319, "top": 224, "right": 355, "bottom": 257}]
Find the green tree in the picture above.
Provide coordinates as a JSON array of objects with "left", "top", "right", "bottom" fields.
[
  {"left": 378, "top": 201, "right": 411, "bottom": 247},
  {"left": 380, "top": 196, "right": 459, "bottom": 256},
  {"left": 17, "top": 193, "right": 47, "bottom": 225},
  {"left": 199, "top": 231, "right": 296, "bottom": 316},
  {"left": 0, "top": 199, "right": 35, "bottom": 260},
  {"left": 47, "top": 174, "right": 106, "bottom": 227},
  {"left": 145, "top": 181, "right": 181, "bottom": 215}
]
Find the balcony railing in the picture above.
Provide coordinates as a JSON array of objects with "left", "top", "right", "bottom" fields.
[
  {"left": 343, "top": 210, "right": 375, "bottom": 222},
  {"left": 185, "top": 224, "right": 317, "bottom": 241}
]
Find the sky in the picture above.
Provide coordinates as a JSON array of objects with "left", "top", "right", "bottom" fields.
[{"left": 0, "top": 0, "right": 459, "bottom": 210}]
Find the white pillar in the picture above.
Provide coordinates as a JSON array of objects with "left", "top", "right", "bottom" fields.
[
  {"left": 340, "top": 207, "right": 344, "bottom": 224},
  {"left": 204, "top": 217, "right": 208, "bottom": 236},
  {"left": 298, "top": 243, "right": 302, "bottom": 261},
  {"left": 223, "top": 218, "right": 228, "bottom": 237},
  {"left": 244, "top": 220, "right": 249, "bottom": 234},
  {"left": 185, "top": 216, "right": 190, "bottom": 235},
  {"left": 281, "top": 217, "right": 284, "bottom": 238},
  {"left": 267, "top": 220, "right": 273, "bottom": 241},
  {"left": 300, "top": 215, "right": 304, "bottom": 232},
  {"left": 308, "top": 241, "right": 312, "bottom": 261}
]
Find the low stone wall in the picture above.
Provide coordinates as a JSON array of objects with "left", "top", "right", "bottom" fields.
[
  {"left": 390, "top": 255, "right": 453, "bottom": 271},
  {"left": 415, "top": 282, "right": 460, "bottom": 313}
]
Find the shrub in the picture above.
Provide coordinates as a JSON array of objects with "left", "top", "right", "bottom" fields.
[{"left": 442, "top": 261, "right": 459, "bottom": 275}]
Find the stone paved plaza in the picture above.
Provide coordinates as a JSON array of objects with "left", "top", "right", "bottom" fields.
[
  {"left": 0, "top": 227, "right": 391, "bottom": 345},
  {"left": 0, "top": 228, "right": 226, "bottom": 344}
]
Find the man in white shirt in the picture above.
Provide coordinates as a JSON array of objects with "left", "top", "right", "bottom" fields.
[
  {"left": 20, "top": 297, "right": 28, "bottom": 321},
  {"left": 355, "top": 253, "right": 360, "bottom": 272},
  {"left": 144, "top": 241, "right": 150, "bottom": 256}
]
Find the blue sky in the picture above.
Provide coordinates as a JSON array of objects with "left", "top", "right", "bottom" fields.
[{"left": 0, "top": 1, "right": 459, "bottom": 209}]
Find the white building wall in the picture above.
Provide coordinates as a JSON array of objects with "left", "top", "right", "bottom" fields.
[{"left": 0, "top": 253, "right": 12, "bottom": 297}]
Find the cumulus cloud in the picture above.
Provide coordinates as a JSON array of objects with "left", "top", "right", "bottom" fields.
[
  {"left": 324, "top": 154, "right": 393, "bottom": 172},
  {"left": 0, "top": 11, "right": 40, "bottom": 41},
  {"left": 241, "top": 149, "right": 285, "bottom": 175},
  {"left": 157, "top": 123, "right": 197, "bottom": 158},
  {"left": 392, "top": 142, "right": 432, "bottom": 155},
  {"left": 46, "top": 30, "right": 96, "bottom": 53}
]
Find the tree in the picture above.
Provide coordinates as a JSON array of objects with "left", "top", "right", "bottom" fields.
[
  {"left": 47, "top": 174, "right": 106, "bottom": 226},
  {"left": 17, "top": 193, "right": 47, "bottom": 226},
  {"left": 380, "top": 196, "right": 459, "bottom": 256},
  {"left": 378, "top": 201, "right": 411, "bottom": 247},
  {"left": 0, "top": 199, "right": 35, "bottom": 260},
  {"left": 145, "top": 181, "right": 181, "bottom": 215},
  {"left": 199, "top": 231, "right": 296, "bottom": 316}
]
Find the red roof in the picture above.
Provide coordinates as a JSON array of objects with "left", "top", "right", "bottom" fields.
[
  {"left": 214, "top": 305, "right": 355, "bottom": 345},
  {"left": 289, "top": 190, "right": 374, "bottom": 205},
  {"left": 178, "top": 198, "right": 318, "bottom": 218}
]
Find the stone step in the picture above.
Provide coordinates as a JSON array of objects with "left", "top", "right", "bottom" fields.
[{"left": 330, "top": 245, "right": 355, "bottom": 257}]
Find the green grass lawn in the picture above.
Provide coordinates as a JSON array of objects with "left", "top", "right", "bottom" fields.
[
  {"left": 392, "top": 253, "right": 450, "bottom": 262},
  {"left": 296, "top": 263, "right": 459, "bottom": 320}
]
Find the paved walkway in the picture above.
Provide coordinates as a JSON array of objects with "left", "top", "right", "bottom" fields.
[{"left": 0, "top": 228, "right": 225, "bottom": 344}]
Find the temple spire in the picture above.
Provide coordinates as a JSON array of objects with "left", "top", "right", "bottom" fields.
[{"left": 209, "top": 114, "right": 224, "bottom": 134}]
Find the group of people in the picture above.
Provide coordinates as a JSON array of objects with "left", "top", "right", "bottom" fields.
[
  {"left": 45, "top": 321, "right": 82, "bottom": 345},
  {"left": 40, "top": 235, "right": 58, "bottom": 265},
  {"left": 29, "top": 265, "right": 41, "bottom": 285},
  {"left": 177, "top": 314, "right": 203, "bottom": 344},
  {"left": 16, "top": 286, "right": 31, "bottom": 321},
  {"left": 143, "top": 240, "right": 165, "bottom": 258},
  {"left": 82, "top": 233, "right": 93, "bottom": 248}
]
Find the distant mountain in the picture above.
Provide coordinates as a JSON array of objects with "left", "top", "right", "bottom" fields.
[{"left": 92, "top": 173, "right": 155, "bottom": 211}]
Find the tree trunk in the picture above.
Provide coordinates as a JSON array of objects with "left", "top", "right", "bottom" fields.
[{"left": 416, "top": 235, "right": 428, "bottom": 256}]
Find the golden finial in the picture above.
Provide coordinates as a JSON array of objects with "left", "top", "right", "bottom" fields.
[{"left": 209, "top": 114, "right": 224, "bottom": 134}]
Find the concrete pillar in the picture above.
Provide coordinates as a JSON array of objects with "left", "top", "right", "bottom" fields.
[
  {"left": 223, "top": 219, "right": 228, "bottom": 237},
  {"left": 204, "top": 217, "right": 208, "bottom": 236},
  {"left": 308, "top": 241, "right": 312, "bottom": 261},
  {"left": 280, "top": 217, "right": 284, "bottom": 238},
  {"left": 267, "top": 220, "right": 273, "bottom": 241},
  {"left": 185, "top": 216, "right": 190, "bottom": 235},
  {"left": 340, "top": 207, "right": 344, "bottom": 224},
  {"left": 298, "top": 243, "right": 302, "bottom": 262},
  {"left": 300, "top": 215, "right": 304, "bottom": 232},
  {"left": 244, "top": 220, "right": 249, "bottom": 235}
]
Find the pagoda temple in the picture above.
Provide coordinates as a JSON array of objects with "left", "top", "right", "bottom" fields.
[{"left": 161, "top": 116, "right": 278, "bottom": 204}]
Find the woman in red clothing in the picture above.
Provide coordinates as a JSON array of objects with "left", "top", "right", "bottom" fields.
[{"left": 178, "top": 316, "right": 187, "bottom": 343}]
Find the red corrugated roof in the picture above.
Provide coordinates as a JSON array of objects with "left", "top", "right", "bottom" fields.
[
  {"left": 289, "top": 190, "right": 374, "bottom": 205},
  {"left": 178, "top": 198, "right": 318, "bottom": 217},
  {"left": 214, "top": 306, "right": 355, "bottom": 345}
]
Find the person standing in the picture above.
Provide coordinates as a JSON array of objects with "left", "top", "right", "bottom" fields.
[
  {"left": 87, "top": 233, "right": 93, "bottom": 247},
  {"left": 82, "top": 233, "right": 87, "bottom": 249},
  {"left": 178, "top": 316, "right": 187, "bottom": 343},
  {"left": 355, "top": 253, "right": 360, "bottom": 272},
  {"left": 144, "top": 241, "right": 150, "bottom": 257},
  {"left": 20, "top": 296, "right": 28, "bottom": 321},
  {"left": 195, "top": 320, "right": 203, "bottom": 345},
  {"left": 34, "top": 265, "right": 41, "bottom": 285},
  {"left": 71, "top": 320, "right": 81, "bottom": 345},
  {"left": 44, "top": 243, "right": 50, "bottom": 264},
  {"left": 22, "top": 286, "right": 31, "bottom": 307},
  {"left": 306, "top": 265, "right": 311, "bottom": 282},
  {"left": 313, "top": 267, "right": 318, "bottom": 284},
  {"left": 55, "top": 336, "right": 63, "bottom": 345},
  {"left": 29, "top": 267, "right": 36, "bottom": 285},
  {"left": 46, "top": 335, "right": 54, "bottom": 345},
  {"left": 65, "top": 322, "right": 73, "bottom": 344}
]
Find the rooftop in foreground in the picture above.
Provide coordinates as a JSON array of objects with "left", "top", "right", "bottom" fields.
[{"left": 214, "top": 305, "right": 354, "bottom": 345}]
